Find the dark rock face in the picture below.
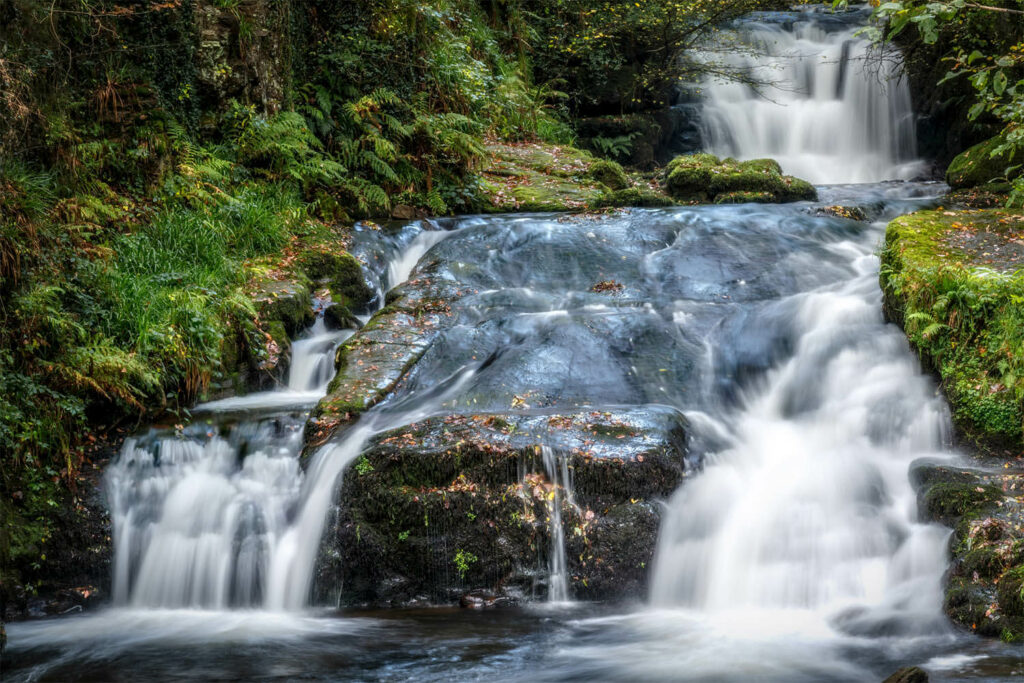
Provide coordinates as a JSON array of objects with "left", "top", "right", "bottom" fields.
[
  {"left": 314, "top": 407, "right": 688, "bottom": 606},
  {"left": 2, "top": 454, "right": 112, "bottom": 621},
  {"left": 882, "top": 666, "right": 929, "bottom": 683},
  {"left": 911, "top": 459, "right": 1024, "bottom": 642}
]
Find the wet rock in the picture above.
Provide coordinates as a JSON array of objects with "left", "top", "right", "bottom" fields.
[
  {"left": 910, "top": 459, "right": 1024, "bottom": 641},
  {"left": 814, "top": 205, "right": 869, "bottom": 221},
  {"left": 882, "top": 666, "right": 929, "bottom": 683},
  {"left": 314, "top": 406, "right": 688, "bottom": 606},
  {"left": 459, "top": 590, "right": 512, "bottom": 609},
  {"left": 306, "top": 274, "right": 465, "bottom": 449},
  {"left": 665, "top": 153, "right": 817, "bottom": 204}
]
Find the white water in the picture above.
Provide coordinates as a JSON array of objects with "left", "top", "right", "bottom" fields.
[
  {"left": 541, "top": 445, "right": 574, "bottom": 603},
  {"left": 623, "top": 227, "right": 958, "bottom": 679},
  {"left": 699, "top": 9, "right": 926, "bottom": 183},
  {"left": 107, "top": 322, "right": 344, "bottom": 608},
  {"left": 107, "top": 226, "right": 454, "bottom": 610}
]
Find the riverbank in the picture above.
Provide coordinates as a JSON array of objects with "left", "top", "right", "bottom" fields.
[{"left": 880, "top": 199, "right": 1024, "bottom": 642}]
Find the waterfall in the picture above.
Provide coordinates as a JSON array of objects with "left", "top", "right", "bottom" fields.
[
  {"left": 650, "top": 276, "right": 953, "bottom": 637},
  {"left": 698, "top": 7, "right": 925, "bottom": 183},
  {"left": 541, "top": 446, "right": 574, "bottom": 603},
  {"left": 106, "top": 226, "right": 454, "bottom": 610}
]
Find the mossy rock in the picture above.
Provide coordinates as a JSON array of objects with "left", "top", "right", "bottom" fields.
[
  {"left": 880, "top": 209, "right": 1024, "bottom": 454},
  {"left": 297, "top": 250, "right": 374, "bottom": 311},
  {"left": 921, "top": 480, "right": 1002, "bottom": 525},
  {"left": 946, "top": 132, "right": 1024, "bottom": 190},
  {"left": 315, "top": 407, "right": 688, "bottom": 606},
  {"left": 665, "top": 153, "right": 816, "bottom": 204},
  {"left": 254, "top": 279, "right": 314, "bottom": 336},
  {"left": 589, "top": 160, "right": 630, "bottom": 191},
  {"left": 715, "top": 191, "right": 775, "bottom": 204},
  {"left": 593, "top": 187, "right": 675, "bottom": 208}
]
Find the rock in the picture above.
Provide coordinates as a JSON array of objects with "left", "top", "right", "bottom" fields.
[
  {"left": 910, "top": 459, "right": 1024, "bottom": 641},
  {"left": 306, "top": 273, "right": 465, "bottom": 449},
  {"left": 946, "top": 132, "right": 1024, "bottom": 190},
  {"left": 459, "top": 590, "right": 511, "bottom": 609},
  {"left": 391, "top": 204, "right": 420, "bottom": 220},
  {"left": 814, "top": 205, "right": 869, "bottom": 221},
  {"left": 593, "top": 187, "right": 675, "bottom": 208},
  {"left": 665, "top": 153, "right": 817, "bottom": 203},
  {"left": 313, "top": 406, "right": 688, "bottom": 606},
  {"left": 882, "top": 666, "right": 929, "bottom": 683},
  {"left": 589, "top": 160, "right": 630, "bottom": 191},
  {"left": 296, "top": 249, "right": 374, "bottom": 313}
]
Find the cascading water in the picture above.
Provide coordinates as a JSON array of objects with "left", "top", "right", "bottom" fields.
[
  {"left": 698, "top": 6, "right": 926, "bottom": 183},
  {"left": 12, "top": 7, "right": 1024, "bottom": 682},
  {"left": 541, "top": 445, "right": 574, "bottom": 603},
  {"left": 106, "top": 226, "right": 455, "bottom": 610}
]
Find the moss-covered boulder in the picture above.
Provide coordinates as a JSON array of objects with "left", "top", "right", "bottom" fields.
[
  {"left": 314, "top": 406, "right": 688, "bottom": 606},
  {"left": 589, "top": 159, "right": 630, "bottom": 191},
  {"left": 296, "top": 249, "right": 374, "bottom": 313},
  {"left": 946, "top": 133, "right": 1024, "bottom": 190},
  {"left": 911, "top": 460, "right": 1024, "bottom": 642},
  {"left": 665, "top": 154, "right": 817, "bottom": 203},
  {"left": 305, "top": 273, "right": 465, "bottom": 450}
]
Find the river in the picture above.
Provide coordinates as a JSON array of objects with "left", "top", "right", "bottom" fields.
[{"left": 5, "top": 6, "right": 1022, "bottom": 682}]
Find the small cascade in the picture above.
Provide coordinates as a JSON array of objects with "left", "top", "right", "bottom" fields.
[
  {"left": 107, "top": 314, "right": 345, "bottom": 608},
  {"left": 287, "top": 319, "right": 346, "bottom": 393},
  {"left": 541, "top": 445, "right": 574, "bottom": 603},
  {"left": 106, "top": 225, "right": 454, "bottom": 611},
  {"left": 386, "top": 228, "right": 452, "bottom": 292},
  {"left": 697, "top": 7, "right": 925, "bottom": 183}
]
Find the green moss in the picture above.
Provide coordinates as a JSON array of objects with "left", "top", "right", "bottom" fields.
[
  {"left": 665, "top": 153, "right": 816, "bottom": 204},
  {"left": 715, "top": 191, "right": 775, "bottom": 204},
  {"left": 593, "top": 187, "right": 675, "bottom": 208},
  {"left": 589, "top": 160, "right": 630, "bottom": 191},
  {"left": 947, "top": 133, "right": 1024, "bottom": 190},
  {"left": 880, "top": 209, "right": 1024, "bottom": 453}
]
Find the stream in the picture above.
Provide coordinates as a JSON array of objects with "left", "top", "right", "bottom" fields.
[{"left": 5, "top": 6, "right": 1023, "bottom": 682}]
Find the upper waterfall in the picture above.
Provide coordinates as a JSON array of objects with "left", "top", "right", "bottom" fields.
[{"left": 697, "top": 7, "right": 925, "bottom": 184}]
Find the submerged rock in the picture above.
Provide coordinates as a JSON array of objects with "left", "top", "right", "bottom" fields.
[
  {"left": 665, "top": 153, "right": 817, "bottom": 204},
  {"left": 314, "top": 406, "right": 688, "bottom": 606}
]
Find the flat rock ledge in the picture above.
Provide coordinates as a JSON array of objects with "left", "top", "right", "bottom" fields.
[{"left": 313, "top": 406, "right": 688, "bottom": 606}]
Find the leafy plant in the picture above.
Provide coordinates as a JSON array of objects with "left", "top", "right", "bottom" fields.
[{"left": 453, "top": 548, "right": 478, "bottom": 579}]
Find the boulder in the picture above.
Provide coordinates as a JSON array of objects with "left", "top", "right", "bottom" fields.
[
  {"left": 910, "top": 459, "right": 1024, "bottom": 641},
  {"left": 313, "top": 406, "right": 688, "bottom": 606},
  {"left": 946, "top": 132, "right": 1024, "bottom": 190},
  {"left": 665, "top": 153, "right": 817, "bottom": 203}
]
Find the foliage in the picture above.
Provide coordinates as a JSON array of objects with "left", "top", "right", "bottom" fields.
[{"left": 453, "top": 548, "right": 478, "bottom": 579}]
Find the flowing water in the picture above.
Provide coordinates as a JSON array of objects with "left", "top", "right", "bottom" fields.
[
  {"left": 698, "top": 6, "right": 925, "bottom": 183},
  {"left": 541, "top": 446, "right": 574, "bottom": 604},
  {"left": 6, "top": 7, "right": 1024, "bottom": 683}
]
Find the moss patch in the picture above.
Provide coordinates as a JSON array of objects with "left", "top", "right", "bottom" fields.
[{"left": 479, "top": 142, "right": 674, "bottom": 212}]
